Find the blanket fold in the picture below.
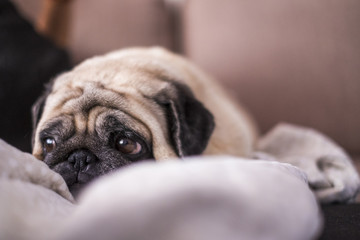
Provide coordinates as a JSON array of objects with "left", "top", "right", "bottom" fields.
[
  {"left": 256, "top": 123, "right": 360, "bottom": 203},
  {"left": 1, "top": 123, "right": 359, "bottom": 239},
  {"left": 0, "top": 139, "right": 322, "bottom": 240},
  {"left": 0, "top": 139, "right": 74, "bottom": 202}
]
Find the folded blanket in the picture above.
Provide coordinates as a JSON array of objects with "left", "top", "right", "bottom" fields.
[
  {"left": 0, "top": 140, "right": 321, "bottom": 240},
  {"left": 256, "top": 123, "right": 360, "bottom": 203},
  {"left": 0, "top": 139, "right": 75, "bottom": 240},
  {"left": 0, "top": 139, "right": 74, "bottom": 202}
]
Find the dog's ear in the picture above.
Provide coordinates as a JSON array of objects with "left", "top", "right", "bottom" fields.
[
  {"left": 154, "top": 83, "right": 215, "bottom": 157},
  {"left": 31, "top": 80, "right": 54, "bottom": 147}
]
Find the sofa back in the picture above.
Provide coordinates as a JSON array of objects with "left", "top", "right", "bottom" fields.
[{"left": 182, "top": 0, "right": 360, "bottom": 155}]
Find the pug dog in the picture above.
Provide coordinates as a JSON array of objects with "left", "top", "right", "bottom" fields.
[{"left": 32, "top": 47, "right": 257, "bottom": 196}]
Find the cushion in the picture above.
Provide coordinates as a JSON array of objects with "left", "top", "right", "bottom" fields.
[{"left": 69, "top": 0, "right": 173, "bottom": 62}]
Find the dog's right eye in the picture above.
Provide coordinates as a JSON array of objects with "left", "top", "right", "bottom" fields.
[
  {"left": 115, "top": 137, "right": 142, "bottom": 155},
  {"left": 43, "top": 137, "right": 56, "bottom": 153}
]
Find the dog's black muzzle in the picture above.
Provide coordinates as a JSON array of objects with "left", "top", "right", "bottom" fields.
[
  {"left": 55, "top": 149, "right": 99, "bottom": 197},
  {"left": 68, "top": 149, "right": 98, "bottom": 180}
]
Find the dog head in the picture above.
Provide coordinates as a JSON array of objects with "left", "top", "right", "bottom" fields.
[{"left": 32, "top": 47, "right": 215, "bottom": 196}]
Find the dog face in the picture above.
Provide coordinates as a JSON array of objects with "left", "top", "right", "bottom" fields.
[{"left": 32, "top": 48, "right": 215, "bottom": 196}]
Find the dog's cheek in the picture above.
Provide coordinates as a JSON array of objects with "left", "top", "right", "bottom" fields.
[
  {"left": 32, "top": 147, "right": 44, "bottom": 160},
  {"left": 98, "top": 151, "right": 130, "bottom": 173},
  {"left": 31, "top": 79, "right": 57, "bottom": 148}
]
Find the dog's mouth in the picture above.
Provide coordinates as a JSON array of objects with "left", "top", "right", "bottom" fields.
[
  {"left": 69, "top": 182, "right": 86, "bottom": 198},
  {"left": 66, "top": 172, "right": 96, "bottom": 198},
  {"left": 47, "top": 149, "right": 100, "bottom": 197},
  {"left": 50, "top": 158, "right": 99, "bottom": 198}
]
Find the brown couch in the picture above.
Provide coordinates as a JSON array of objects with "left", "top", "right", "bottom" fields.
[{"left": 10, "top": 0, "right": 360, "bottom": 239}]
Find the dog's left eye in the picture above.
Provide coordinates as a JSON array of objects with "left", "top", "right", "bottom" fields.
[
  {"left": 43, "top": 137, "right": 56, "bottom": 153},
  {"left": 115, "top": 137, "right": 142, "bottom": 155}
]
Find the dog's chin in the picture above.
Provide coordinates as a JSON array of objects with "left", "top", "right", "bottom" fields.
[{"left": 69, "top": 183, "right": 87, "bottom": 199}]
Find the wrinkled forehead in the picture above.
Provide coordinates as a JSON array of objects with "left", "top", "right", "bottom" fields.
[
  {"left": 48, "top": 65, "right": 174, "bottom": 104},
  {"left": 39, "top": 107, "right": 152, "bottom": 143},
  {"left": 49, "top": 81, "right": 128, "bottom": 115},
  {"left": 39, "top": 80, "right": 154, "bottom": 142},
  {"left": 95, "top": 109, "right": 152, "bottom": 141}
]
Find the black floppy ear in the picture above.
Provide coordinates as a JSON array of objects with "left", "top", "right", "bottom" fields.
[
  {"left": 155, "top": 83, "right": 215, "bottom": 157},
  {"left": 31, "top": 81, "right": 54, "bottom": 147}
]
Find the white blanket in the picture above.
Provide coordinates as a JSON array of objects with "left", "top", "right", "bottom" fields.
[
  {"left": 256, "top": 123, "right": 360, "bottom": 203},
  {"left": 1, "top": 123, "right": 359, "bottom": 240},
  {"left": 0, "top": 139, "right": 321, "bottom": 240}
]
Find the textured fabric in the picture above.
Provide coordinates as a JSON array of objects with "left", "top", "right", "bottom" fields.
[
  {"left": 320, "top": 204, "right": 360, "bottom": 240},
  {"left": 0, "top": 139, "right": 75, "bottom": 240},
  {"left": 0, "top": 139, "right": 74, "bottom": 202},
  {"left": 183, "top": 0, "right": 360, "bottom": 154}
]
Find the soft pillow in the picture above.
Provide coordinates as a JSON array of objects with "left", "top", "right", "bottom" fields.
[{"left": 0, "top": 139, "right": 321, "bottom": 240}]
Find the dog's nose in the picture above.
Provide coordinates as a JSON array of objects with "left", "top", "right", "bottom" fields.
[{"left": 68, "top": 149, "right": 98, "bottom": 171}]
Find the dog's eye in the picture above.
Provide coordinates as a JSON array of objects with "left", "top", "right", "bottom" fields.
[
  {"left": 115, "top": 137, "right": 142, "bottom": 155},
  {"left": 43, "top": 137, "right": 56, "bottom": 153}
]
